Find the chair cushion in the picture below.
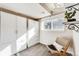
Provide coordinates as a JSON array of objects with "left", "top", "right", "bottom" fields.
[
  {"left": 48, "top": 44, "right": 57, "bottom": 51},
  {"left": 53, "top": 42, "right": 63, "bottom": 51}
]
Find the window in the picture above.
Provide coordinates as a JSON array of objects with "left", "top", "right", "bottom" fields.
[{"left": 41, "top": 18, "right": 64, "bottom": 31}]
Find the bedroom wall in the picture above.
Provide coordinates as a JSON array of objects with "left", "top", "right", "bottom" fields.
[
  {"left": 40, "top": 13, "right": 73, "bottom": 45},
  {"left": 40, "top": 30, "right": 73, "bottom": 45},
  {"left": 73, "top": 29, "right": 79, "bottom": 55}
]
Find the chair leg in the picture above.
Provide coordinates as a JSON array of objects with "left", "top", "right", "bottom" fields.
[{"left": 48, "top": 51, "right": 61, "bottom": 56}]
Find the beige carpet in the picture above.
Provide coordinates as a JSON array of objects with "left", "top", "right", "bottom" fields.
[{"left": 19, "top": 43, "right": 50, "bottom": 56}]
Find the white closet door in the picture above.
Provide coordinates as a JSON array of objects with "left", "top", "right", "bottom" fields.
[
  {"left": 0, "top": 12, "right": 16, "bottom": 56},
  {"left": 16, "top": 16, "right": 27, "bottom": 52},
  {"left": 1, "top": 12, "right": 16, "bottom": 43},
  {"left": 28, "top": 19, "right": 39, "bottom": 47}
]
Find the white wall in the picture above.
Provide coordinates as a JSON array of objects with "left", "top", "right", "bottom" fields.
[
  {"left": 40, "top": 13, "right": 73, "bottom": 45},
  {"left": 73, "top": 31, "right": 79, "bottom": 56},
  {"left": 40, "top": 30, "right": 73, "bottom": 45}
]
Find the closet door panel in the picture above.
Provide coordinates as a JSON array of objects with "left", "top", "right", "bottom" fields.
[
  {"left": 1, "top": 12, "right": 16, "bottom": 43},
  {"left": 16, "top": 16, "right": 27, "bottom": 52},
  {"left": 28, "top": 19, "right": 39, "bottom": 47},
  {"left": 0, "top": 12, "right": 16, "bottom": 55}
]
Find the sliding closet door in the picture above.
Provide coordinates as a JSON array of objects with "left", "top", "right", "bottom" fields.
[
  {"left": 16, "top": 16, "right": 27, "bottom": 52},
  {"left": 28, "top": 19, "right": 39, "bottom": 47},
  {"left": 0, "top": 12, "right": 16, "bottom": 55},
  {"left": 1, "top": 12, "right": 16, "bottom": 42}
]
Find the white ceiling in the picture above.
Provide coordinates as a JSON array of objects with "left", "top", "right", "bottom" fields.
[
  {"left": 0, "top": 3, "right": 51, "bottom": 19},
  {"left": 0, "top": 3, "right": 77, "bottom": 19}
]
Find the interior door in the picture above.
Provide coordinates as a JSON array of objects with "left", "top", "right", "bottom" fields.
[
  {"left": 0, "top": 12, "right": 16, "bottom": 55},
  {"left": 16, "top": 16, "right": 27, "bottom": 52},
  {"left": 28, "top": 19, "right": 40, "bottom": 47}
]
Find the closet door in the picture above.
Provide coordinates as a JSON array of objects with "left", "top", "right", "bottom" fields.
[
  {"left": 1, "top": 12, "right": 16, "bottom": 42},
  {"left": 28, "top": 19, "right": 39, "bottom": 47},
  {"left": 0, "top": 12, "right": 16, "bottom": 55},
  {"left": 16, "top": 16, "right": 27, "bottom": 52}
]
